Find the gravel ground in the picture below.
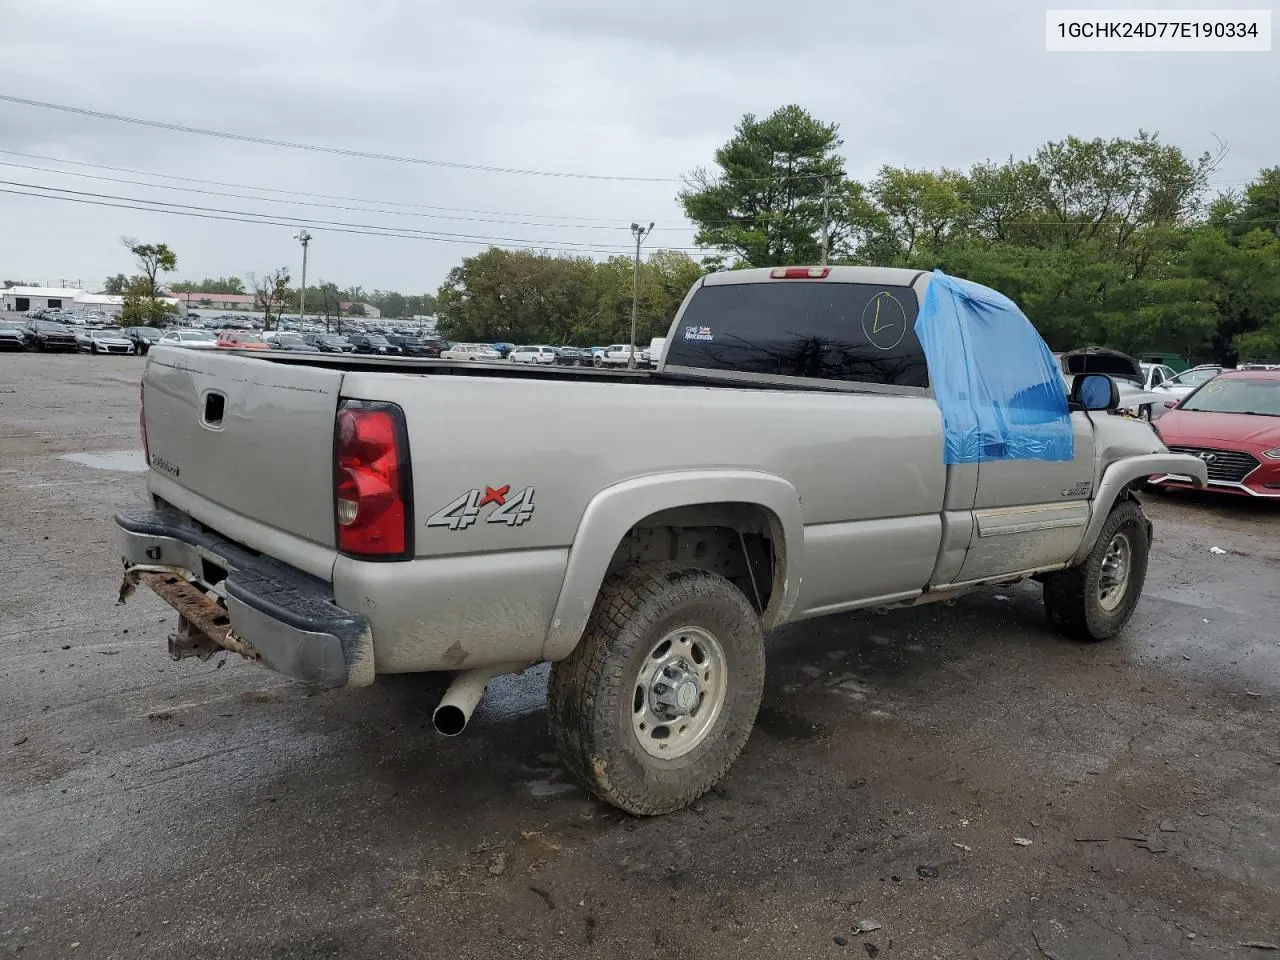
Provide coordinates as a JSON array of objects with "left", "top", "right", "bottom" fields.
[{"left": 2, "top": 353, "right": 1278, "bottom": 960}]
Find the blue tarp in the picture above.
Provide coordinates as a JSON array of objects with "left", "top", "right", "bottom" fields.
[{"left": 914, "top": 270, "right": 1073, "bottom": 465}]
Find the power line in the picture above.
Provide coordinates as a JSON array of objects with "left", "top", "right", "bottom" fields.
[
  {"left": 0, "top": 149, "right": 692, "bottom": 227},
  {"left": 0, "top": 158, "right": 695, "bottom": 232},
  {"left": 0, "top": 182, "right": 709, "bottom": 255},
  {"left": 0, "top": 94, "right": 682, "bottom": 183}
]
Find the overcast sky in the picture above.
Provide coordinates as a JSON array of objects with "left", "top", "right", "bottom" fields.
[{"left": 0, "top": 0, "right": 1273, "bottom": 294}]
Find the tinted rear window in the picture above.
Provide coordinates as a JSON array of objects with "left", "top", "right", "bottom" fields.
[{"left": 664, "top": 281, "right": 927, "bottom": 387}]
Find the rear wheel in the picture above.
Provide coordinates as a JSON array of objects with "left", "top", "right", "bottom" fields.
[
  {"left": 1043, "top": 500, "right": 1150, "bottom": 642},
  {"left": 548, "top": 563, "right": 765, "bottom": 815}
]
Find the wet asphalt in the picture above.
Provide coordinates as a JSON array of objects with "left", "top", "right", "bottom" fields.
[{"left": 1, "top": 353, "right": 1278, "bottom": 960}]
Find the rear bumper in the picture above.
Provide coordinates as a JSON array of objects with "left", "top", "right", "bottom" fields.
[{"left": 115, "top": 507, "right": 373, "bottom": 686}]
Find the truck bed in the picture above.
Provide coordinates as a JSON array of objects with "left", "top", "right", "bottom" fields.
[{"left": 224, "top": 349, "right": 860, "bottom": 393}]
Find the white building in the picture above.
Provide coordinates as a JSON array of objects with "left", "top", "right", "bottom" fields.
[
  {"left": 0, "top": 286, "right": 184, "bottom": 318},
  {"left": 1, "top": 286, "right": 84, "bottom": 312},
  {"left": 74, "top": 293, "right": 126, "bottom": 318}
]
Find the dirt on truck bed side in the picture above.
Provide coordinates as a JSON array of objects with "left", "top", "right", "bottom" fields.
[{"left": 1, "top": 353, "right": 1278, "bottom": 960}]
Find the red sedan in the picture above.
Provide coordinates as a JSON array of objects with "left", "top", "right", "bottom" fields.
[
  {"left": 1150, "top": 369, "right": 1280, "bottom": 498},
  {"left": 215, "top": 331, "right": 271, "bottom": 351}
]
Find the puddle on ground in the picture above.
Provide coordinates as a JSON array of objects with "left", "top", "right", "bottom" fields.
[{"left": 59, "top": 450, "right": 147, "bottom": 473}]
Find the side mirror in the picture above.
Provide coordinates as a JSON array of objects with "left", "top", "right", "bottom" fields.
[
  {"left": 1163, "top": 399, "right": 1178, "bottom": 409},
  {"left": 1070, "top": 373, "right": 1120, "bottom": 412}
]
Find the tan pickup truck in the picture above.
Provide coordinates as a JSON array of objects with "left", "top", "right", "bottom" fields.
[{"left": 115, "top": 266, "right": 1205, "bottom": 814}]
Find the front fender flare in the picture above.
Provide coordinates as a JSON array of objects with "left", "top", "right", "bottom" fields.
[
  {"left": 1070, "top": 453, "right": 1207, "bottom": 565},
  {"left": 541, "top": 470, "right": 804, "bottom": 662}
]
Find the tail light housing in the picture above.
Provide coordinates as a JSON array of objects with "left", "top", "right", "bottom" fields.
[
  {"left": 334, "top": 401, "right": 413, "bottom": 559},
  {"left": 139, "top": 382, "right": 149, "bottom": 461}
]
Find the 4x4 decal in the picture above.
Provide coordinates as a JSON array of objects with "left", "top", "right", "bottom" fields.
[{"left": 426, "top": 485, "right": 536, "bottom": 531}]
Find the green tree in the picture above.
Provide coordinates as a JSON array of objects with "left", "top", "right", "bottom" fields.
[
  {"left": 120, "top": 238, "right": 177, "bottom": 326},
  {"left": 103, "top": 273, "right": 129, "bottom": 295},
  {"left": 436, "top": 247, "right": 703, "bottom": 346},
  {"left": 121, "top": 279, "right": 176, "bottom": 326},
  {"left": 680, "top": 105, "right": 847, "bottom": 267},
  {"left": 249, "top": 267, "right": 292, "bottom": 330}
]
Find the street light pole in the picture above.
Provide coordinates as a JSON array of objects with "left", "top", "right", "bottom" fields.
[
  {"left": 629, "top": 221, "right": 654, "bottom": 369},
  {"left": 295, "top": 230, "right": 312, "bottom": 327}
]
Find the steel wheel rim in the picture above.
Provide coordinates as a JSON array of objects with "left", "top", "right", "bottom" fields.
[
  {"left": 632, "top": 625, "right": 728, "bottom": 760},
  {"left": 1098, "top": 532, "right": 1132, "bottom": 611}
]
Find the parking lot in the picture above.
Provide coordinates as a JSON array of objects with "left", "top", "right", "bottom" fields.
[{"left": 2, "top": 352, "right": 1278, "bottom": 959}]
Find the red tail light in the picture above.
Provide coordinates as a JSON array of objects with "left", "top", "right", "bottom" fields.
[
  {"left": 139, "top": 382, "right": 149, "bottom": 461},
  {"left": 770, "top": 266, "right": 830, "bottom": 279},
  {"left": 334, "top": 401, "right": 412, "bottom": 558}
]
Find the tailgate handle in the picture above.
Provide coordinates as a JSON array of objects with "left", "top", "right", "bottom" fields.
[{"left": 202, "top": 391, "right": 226, "bottom": 428}]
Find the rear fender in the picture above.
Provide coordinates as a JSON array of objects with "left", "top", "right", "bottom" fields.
[
  {"left": 541, "top": 470, "right": 804, "bottom": 661},
  {"left": 1070, "top": 453, "right": 1206, "bottom": 565}
]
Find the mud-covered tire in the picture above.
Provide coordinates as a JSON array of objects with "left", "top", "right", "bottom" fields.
[
  {"left": 1043, "top": 500, "right": 1150, "bottom": 642},
  {"left": 547, "top": 563, "right": 764, "bottom": 816}
]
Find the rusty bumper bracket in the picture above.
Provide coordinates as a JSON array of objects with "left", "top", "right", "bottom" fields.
[{"left": 131, "top": 570, "right": 262, "bottom": 664}]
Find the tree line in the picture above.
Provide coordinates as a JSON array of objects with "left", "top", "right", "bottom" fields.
[
  {"left": 434, "top": 248, "right": 703, "bottom": 346},
  {"left": 438, "top": 106, "right": 1279, "bottom": 362},
  {"left": 105, "top": 263, "right": 438, "bottom": 326},
  {"left": 676, "top": 105, "right": 1280, "bottom": 364}
]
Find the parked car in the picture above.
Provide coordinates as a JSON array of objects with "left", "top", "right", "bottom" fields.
[
  {"left": 508, "top": 345, "right": 559, "bottom": 365},
  {"left": 491, "top": 342, "right": 516, "bottom": 358},
  {"left": 264, "top": 332, "right": 312, "bottom": 352},
  {"left": 22, "top": 320, "right": 78, "bottom": 352},
  {"left": 216, "top": 331, "right": 271, "bottom": 351},
  {"left": 77, "top": 326, "right": 135, "bottom": 355},
  {"left": 157, "top": 330, "right": 218, "bottom": 350},
  {"left": 593, "top": 343, "right": 639, "bottom": 367},
  {"left": 1140, "top": 362, "right": 1177, "bottom": 390},
  {"left": 1149, "top": 365, "right": 1224, "bottom": 408},
  {"left": 114, "top": 264, "right": 1206, "bottom": 815},
  {"left": 1149, "top": 369, "right": 1280, "bottom": 498},
  {"left": 555, "top": 347, "right": 591, "bottom": 367},
  {"left": 642, "top": 337, "right": 667, "bottom": 367},
  {"left": 347, "top": 333, "right": 398, "bottom": 355},
  {"left": 441, "top": 343, "right": 501, "bottom": 361},
  {"left": 303, "top": 333, "right": 355, "bottom": 353},
  {"left": 386, "top": 334, "right": 440, "bottom": 357},
  {"left": 0, "top": 320, "right": 25, "bottom": 350},
  {"left": 123, "top": 327, "right": 162, "bottom": 355}
]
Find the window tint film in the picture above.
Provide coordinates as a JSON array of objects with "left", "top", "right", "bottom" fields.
[{"left": 664, "top": 281, "right": 927, "bottom": 387}]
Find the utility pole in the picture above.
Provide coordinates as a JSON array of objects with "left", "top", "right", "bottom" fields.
[
  {"left": 629, "top": 221, "right": 654, "bottom": 369},
  {"left": 295, "top": 230, "right": 312, "bottom": 327}
]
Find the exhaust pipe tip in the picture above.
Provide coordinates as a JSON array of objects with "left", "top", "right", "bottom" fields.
[
  {"left": 432, "top": 703, "right": 469, "bottom": 737},
  {"left": 431, "top": 661, "right": 531, "bottom": 738}
]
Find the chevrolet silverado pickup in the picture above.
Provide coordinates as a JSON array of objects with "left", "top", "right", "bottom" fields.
[{"left": 114, "top": 266, "right": 1206, "bottom": 815}]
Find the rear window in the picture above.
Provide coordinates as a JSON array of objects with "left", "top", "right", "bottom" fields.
[{"left": 664, "top": 281, "right": 928, "bottom": 387}]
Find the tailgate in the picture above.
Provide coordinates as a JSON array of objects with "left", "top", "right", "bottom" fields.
[{"left": 143, "top": 348, "right": 343, "bottom": 547}]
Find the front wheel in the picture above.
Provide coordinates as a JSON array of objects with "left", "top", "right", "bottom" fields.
[
  {"left": 548, "top": 563, "right": 765, "bottom": 815},
  {"left": 1043, "top": 500, "right": 1150, "bottom": 642},
  {"left": 593, "top": 356, "right": 604, "bottom": 367}
]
